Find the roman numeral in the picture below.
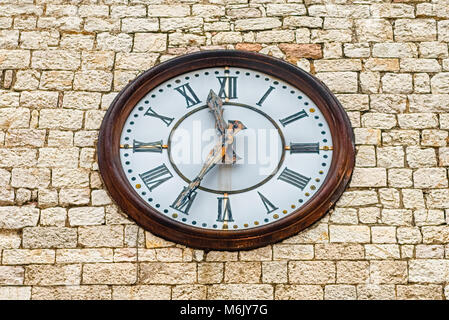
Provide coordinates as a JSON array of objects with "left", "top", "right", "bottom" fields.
[
  {"left": 144, "top": 107, "right": 174, "bottom": 127},
  {"left": 278, "top": 167, "right": 310, "bottom": 190},
  {"left": 170, "top": 187, "right": 197, "bottom": 215},
  {"left": 257, "top": 191, "right": 278, "bottom": 214},
  {"left": 217, "top": 196, "right": 233, "bottom": 222},
  {"left": 217, "top": 76, "right": 237, "bottom": 99},
  {"left": 133, "top": 139, "right": 163, "bottom": 153},
  {"left": 256, "top": 86, "right": 275, "bottom": 106},
  {"left": 139, "top": 164, "right": 173, "bottom": 192},
  {"left": 174, "top": 83, "right": 201, "bottom": 108},
  {"left": 279, "top": 109, "right": 308, "bottom": 127},
  {"left": 290, "top": 142, "right": 320, "bottom": 154}
]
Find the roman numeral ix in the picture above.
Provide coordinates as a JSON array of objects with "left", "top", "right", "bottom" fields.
[
  {"left": 278, "top": 167, "right": 310, "bottom": 190},
  {"left": 139, "top": 164, "right": 173, "bottom": 192},
  {"left": 175, "top": 83, "right": 201, "bottom": 108}
]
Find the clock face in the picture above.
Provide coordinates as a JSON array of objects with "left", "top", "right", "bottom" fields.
[
  {"left": 119, "top": 67, "right": 333, "bottom": 231},
  {"left": 98, "top": 50, "right": 354, "bottom": 250}
]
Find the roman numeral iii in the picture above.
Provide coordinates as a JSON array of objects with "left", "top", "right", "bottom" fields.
[
  {"left": 278, "top": 167, "right": 310, "bottom": 190},
  {"left": 217, "top": 76, "right": 237, "bottom": 99},
  {"left": 257, "top": 191, "right": 278, "bottom": 214},
  {"left": 133, "top": 139, "right": 163, "bottom": 153},
  {"left": 170, "top": 187, "right": 197, "bottom": 215},
  {"left": 139, "top": 164, "right": 173, "bottom": 192},
  {"left": 216, "top": 196, "right": 233, "bottom": 222},
  {"left": 279, "top": 109, "right": 308, "bottom": 127},
  {"left": 290, "top": 142, "right": 320, "bottom": 154},
  {"left": 175, "top": 83, "right": 201, "bottom": 108},
  {"left": 144, "top": 107, "right": 174, "bottom": 127}
]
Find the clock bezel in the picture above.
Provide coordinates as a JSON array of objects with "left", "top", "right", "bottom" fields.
[{"left": 97, "top": 50, "right": 355, "bottom": 250}]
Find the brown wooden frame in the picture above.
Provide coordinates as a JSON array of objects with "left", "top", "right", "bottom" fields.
[{"left": 97, "top": 50, "right": 355, "bottom": 251}]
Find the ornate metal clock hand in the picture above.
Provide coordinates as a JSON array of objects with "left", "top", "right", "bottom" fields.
[
  {"left": 207, "top": 89, "right": 228, "bottom": 136},
  {"left": 173, "top": 120, "right": 246, "bottom": 209}
]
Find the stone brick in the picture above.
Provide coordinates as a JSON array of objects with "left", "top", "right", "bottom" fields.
[
  {"left": 262, "top": 261, "right": 287, "bottom": 284},
  {"left": 315, "top": 243, "right": 364, "bottom": 260},
  {"left": 394, "top": 19, "right": 436, "bottom": 41},
  {"left": 32, "top": 285, "right": 110, "bottom": 300},
  {"left": 208, "top": 284, "right": 273, "bottom": 300},
  {"left": 40, "top": 207, "right": 66, "bottom": 226},
  {"left": 289, "top": 261, "right": 335, "bottom": 284},
  {"left": 68, "top": 207, "right": 105, "bottom": 226},
  {"left": 2, "top": 249, "right": 54, "bottom": 265},
  {"left": 330, "top": 225, "right": 370, "bottom": 243},
  {"left": 315, "top": 72, "right": 358, "bottom": 93},
  {"left": 0, "top": 206, "right": 39, "bottom": 229},
  {"left": 0, "top": 108, "right": 30, "bottom": 129},
  {"left": 83, "top": 263, "right": 136, "bottom": 285},
  {"left": 357, "top": 284, "right": 395, "bottom": 300},
  {"left": 235, "top": 18, "right": 282, "bottom": 31},
  {"left": 0, "top": 266, "right": 24, "bottom": 285},
  {"left": 0, "top": 287, "right": 31, "bottom": 300},
  {"left": 273, "top": 244, "right": 314, "bottom": 260},
  {"left": 25, "top": 264, "right": 81, "bottom": 285},
  {"left": 325, "top": 285, "right": 356, "bottom": 300},
  {"left": 32, "top": 50, "right": 80, "bottom": 70},
  {"left": 198, "top": 263, "right": 223, "bottom": 284},
  {"left": 336, "top": 261, "right": 369, "bottom": 284},
  {"left": 140, "top": 263, "right": 196, "bottom": 284},
  {"left": 355, "top": 19, "right": 393, "bottom": 42},
  {"left": 23, "top": 227, "right": 77, "bottom": 249},
  {"left": 274, "top": 285, "right": 323, "bottom": 300},
  {"left": 39, "top": 109, "right": 83, "bottom": 130},
  {"left": 78, "top": 225, "right": 124, "bottom": 248},
  {"left": 112, "top": 285, "right": 170, "bottom": 300},
  {"left": 0, "top": 50, "right": 30, "bottom": 69},
  {"left": 38, "top": 148, "right": 79, "bottom": 168},
  {"left": 409, "top": 260, "right": 449, "bottom": 283},
  {"left": 224, "top": 262, "right": 261, "bottom": 283},
  {"left": 11, "top": 168, "right": 50, "bottom": 188},
  {"left": 350, "top": 168, "right": 386, "bottom": 187},
  {"left": 397, "top": 285, "right": 443, "bottom": 300}
]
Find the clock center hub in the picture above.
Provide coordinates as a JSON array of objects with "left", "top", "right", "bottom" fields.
[{"left": 167, "top": 103, "right": 286, "bottom": 194}]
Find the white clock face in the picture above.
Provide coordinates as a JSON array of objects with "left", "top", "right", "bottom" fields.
[{"left": 119, "top": 67, "right": 333, "bottom": 231}]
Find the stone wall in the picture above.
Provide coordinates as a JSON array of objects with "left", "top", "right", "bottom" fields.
[{"left": 1, "top": 0, "right": 449, "bottom": 300}]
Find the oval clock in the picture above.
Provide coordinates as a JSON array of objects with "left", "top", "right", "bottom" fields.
[{"left": 97, "top": 50, "right": 355, "bottom": 250}]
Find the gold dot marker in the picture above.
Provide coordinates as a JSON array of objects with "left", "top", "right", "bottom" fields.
[
  {"left": 291, "top": 205, "right": 296, "bottom": 209},
  {"left": 320, "top": 146, "right": 333, "bottom": 151},
  {"left": 254, "top": 221, "right": 259, "bottom": 226},
  {"left": 162, "top": 144, "right": 168, "bottom": 149},
  {"left": 319, "top": 170, "right": 324, "bottom": 174},
  {"left": 310, "top": 185, "right": 316, "bottom": 190},
  {"left": 273, "top": 214, "right": 279, "bottom": 219},
  {"left": 233, "top": 225, "right": 238, "bottom": 229},
  {"left": 222, "top": 224, "right": 228, "bottom": 230},
  {"left": 285, "top": 145, "right": 291, "bottom": 150},
  {"left": 305, "top": 192, "right": 310, "bottom": 197},
  {"left": 244, "top": 223, "right": 249, "bottom": 228},
  {"left": 172, "top": 213, "right": 178, "bottom": 218},
  {"left": 315, "top": 178, "right": 320, "bottom": 182},
  {"left": 283, "top": 210, "right": 287, "bottom": 214},
  {"left": 135, "top": 184, "right": 141, "bottom": 189},
  {"left": 309, "top": 108, "right": 315, "bottom": 113}
]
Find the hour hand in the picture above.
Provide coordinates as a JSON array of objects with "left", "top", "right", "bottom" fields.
[{"left": 207, "top": 89, "right": 227, "bottom": 136}]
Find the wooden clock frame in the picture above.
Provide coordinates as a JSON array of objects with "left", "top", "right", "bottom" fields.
[{"left": 97, "top": 50, "right": 355, "bottom": 251}]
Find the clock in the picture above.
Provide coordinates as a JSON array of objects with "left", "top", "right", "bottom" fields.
[{"left": 97, "top": 50, "right": 355, "bottom": 250}]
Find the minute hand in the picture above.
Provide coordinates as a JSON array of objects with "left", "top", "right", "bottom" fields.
[
  {"left": 174, "top": 121, "right": 246, "bottom": 208},
  {"left": 207, "top": 89, "right": 227, "bottom": 136}
]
